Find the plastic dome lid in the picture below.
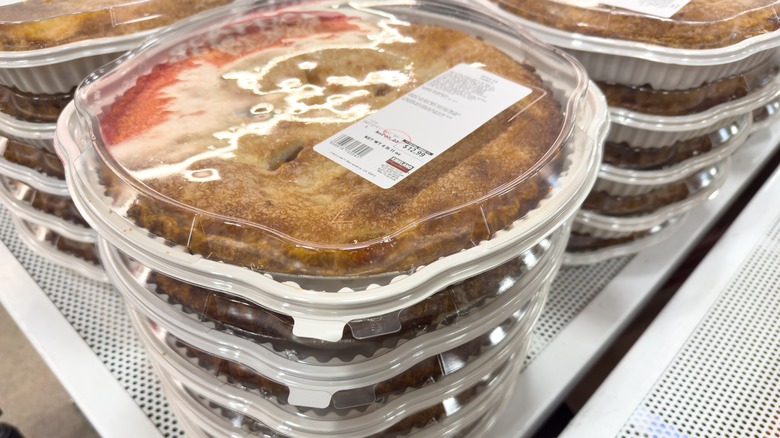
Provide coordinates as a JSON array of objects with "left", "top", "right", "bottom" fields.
[
  {"left": 0, "top": 0, "right": 231, "bottom": 53},
  {"left": 494, "top": 0, "right": 780, "bottom": 66},
  {"left": 70, "top": 0, "right": 592, "bottom": 278}
]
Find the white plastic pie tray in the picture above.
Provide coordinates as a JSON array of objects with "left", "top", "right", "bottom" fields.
[{"left": 0, "top": 31, "right": 154, "bottom": 94}]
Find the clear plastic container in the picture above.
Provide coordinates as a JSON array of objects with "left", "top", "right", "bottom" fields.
[
  {"left": 608, "top": 65, "right": 780, "bottom": 133},
  {"left": 597, "top": 115, "right": 750, "bottom": 190},
  {"left": 0, "top": 112, "right": 54, "bottom": 151},
  {"left": 603, "top": 115, "right": 750, "bottom": 172},
  {"left": 131, "top": 305, "right": 531, "bottom": 435},
  {"left": 0, "top": 0, "right": 232, "bottom": 93},
  {"left": 564, "top": 215, "right": 687, "bottom": 265},
  {"left": 597, "top": 58, "right": 779, "bottom": 116},
  {"left": 0, "top": 176, "right": 95, "bottom": 242},
  {"left": 0, "top": 136, "right": 68, "bottom": 196},
  {"left": 491, "top": 0, "right": 780, "bottom": 89},
  {"left": 156, "top": 356, "right": 517, "bottom": 438},
  {"left": 495, "top": 0, "right": 780, "bottom": 50},
  {"left": 56, "top": 0, "right": 608, "bottom": 342},
  {"left": 99, "top": 222, "right": 566, "bottom": 365},
  {"left": 0, "top": 83, "right": 73, "bottom": 123},
  {"left": 11, "top": 216, "right": 106, "bottom": 281},
  {"left": 752, "top": 97, "right": 780, "bottom": 131},
  {"left": 121, "top": 266, "right": 550, "bottom": 410},
  {"left": 579, "top": 160, "right": 729, "bottom": 231}
]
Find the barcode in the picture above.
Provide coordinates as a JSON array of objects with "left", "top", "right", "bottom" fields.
[{"left": 332, "top": 134, "right": 373, "bottom": 158}]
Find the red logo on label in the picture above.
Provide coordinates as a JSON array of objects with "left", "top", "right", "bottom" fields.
[{"left": 386, "top": 156, "right": 414, "bottom": 173}]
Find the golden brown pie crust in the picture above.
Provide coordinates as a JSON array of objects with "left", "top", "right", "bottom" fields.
[
  {"left": 495, "top": 0, "right": 780, "bottom": 49},
  {"left": 566, "top": 230, "right": 650, "bottom": 252},
  {"left": 582, "top": 184, "right": 690, "bottom": 216},
  {"left": 0, "top": 0, "right": 231, "bottom": 51},
  {"left": 97, "top": 14, "right": 565, "bottom": 276},
  {"left": 0, "top": 85, "right": 73, "bottom": 123}
]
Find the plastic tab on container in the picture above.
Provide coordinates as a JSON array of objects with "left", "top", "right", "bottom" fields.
[
  {"left": 348, "top": 311, "right": 403, "bottom": 339},
  {"left": 292, "top": 317, "right": 347, "bottom": 342},
  {"left": 287, "top": 387, "right": 334, "bottom": 409}
]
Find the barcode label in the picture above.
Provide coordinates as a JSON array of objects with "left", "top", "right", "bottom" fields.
[
  {"left": 314, "top": 64, "right": 532, "bottom": 189},
  {"left": 332, "top": 134, "right": 373, "bottom": 158}
]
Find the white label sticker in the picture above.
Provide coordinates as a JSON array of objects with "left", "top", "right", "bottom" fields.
[
  {"left": 0, "top": 0, "right": 25, "bottom": 6},
  {"left": 598, "top": 0, "right": 690, "bottom": 18},
  {"left": 314, "top": 64, "right": 533, "bottom": 189}
]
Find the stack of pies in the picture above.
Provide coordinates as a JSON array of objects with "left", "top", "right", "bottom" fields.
[
  {"left": 55, "top": 0, "right": 609, "bottom": 435},
  {"left": 491, "top": 0, "right": 780, "bottom": 263},
  {"left": 0, "top": 0, "right": 229, "bottom": 280}
]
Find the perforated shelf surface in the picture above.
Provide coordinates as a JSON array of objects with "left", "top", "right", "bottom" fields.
[
  {"left": 619, "top": 216, "right": 780, "bottom": 438},
  {"left": 560, "top": 155, "right": 780, "bottom": 437},
  {"left": 0, "top": 205, "right": 183, "bottom": 438}
]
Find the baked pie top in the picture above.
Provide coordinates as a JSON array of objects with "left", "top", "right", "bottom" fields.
[
  {"left": 1, "top": 0, "right": 229, "bottom": 51},
  {"left": 495, "top": 0, "right": 780, "bottom": 49},
  {"left": 87, "top": 5, "right": 568, "bottom": 276}
]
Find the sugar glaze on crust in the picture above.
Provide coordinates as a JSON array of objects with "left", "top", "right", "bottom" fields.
[
  {"left": 496, "top": 0, "right": 780, "bottom": 49},
  {"left": 96, "top": 8, "right": 565, "bottom": 276}
]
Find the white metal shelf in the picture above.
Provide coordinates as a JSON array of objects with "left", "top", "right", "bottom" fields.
[
  {"left": 0, "top": 125, "right": 778, "bottom": 438},
  {"left": 491, "top": 124, "right": 780, "bottom": 437},
  {"left": 559, "top": 139, "right": 780, "bottom": 438},
  {"left": 0, "top": 211, "right": 172, "bottom": 438}
]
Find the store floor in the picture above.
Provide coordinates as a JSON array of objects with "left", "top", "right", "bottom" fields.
[{"left": 0, "top": 302, "right": 98, "bottom": 438}]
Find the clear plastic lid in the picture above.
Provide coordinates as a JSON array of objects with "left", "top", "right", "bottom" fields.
[
  {"left": 157, "top": 352, "right": 515, "bottom": 438},
  {"left": 602, "top": 115, "right": 750, "bottom": 172},
  {"left": 495, "top": 0, "right": 780, "bottom": 50},
  {"left": 0, "top": 175, "right": 96, "bottom": 242},
  {"left": 579, "top": 160, "right": 729, "bottom": 231},
  {"left": 0, "top": 83, "right": 73, "bottom": 123},
  {"left": 564, "top": 215, "right": 687, "bottom": 265},
  {"left": 0, "top": 111, "right": 54, "bottom": 146},
  {"left": 70, "top": 0, "right": 588, "bottom": 280},
  {"left": 12, "top": 216, "right": 106, "bottom": 282},
  {"left": 598, "top": 57, "right": 779, "bottom": 116},
  {"left": 119, "top": 249, "right": 549, "bottom": 410},
  {"left": 0, "top": 136, "right": 69, "bottom": 196},
  {"left": 0, "top": 0, "right": 231, "bottom": 52},
  {"left": 132, "top": 303, "right": 531, "bottom": 431},
  {"left": 102, "top": 227, "right": 563, "bottom": 364}
]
